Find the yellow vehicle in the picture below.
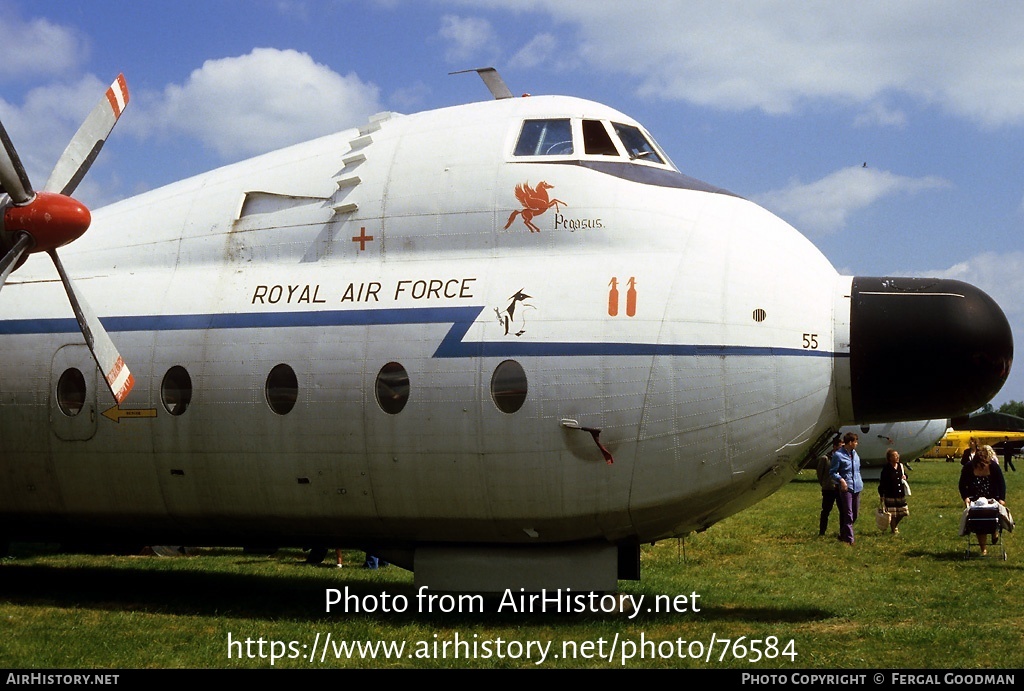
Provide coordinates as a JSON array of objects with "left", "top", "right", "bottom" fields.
[{"left": 923, "top": 429, "right": 1024, "bottom": 461}]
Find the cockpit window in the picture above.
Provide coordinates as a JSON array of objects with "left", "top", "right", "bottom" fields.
[
  {"left": 583, "top": 120, "right": 618, "bottom": 156},
  {"left": 612, "top": 123, "right": 664, "bottom": 163},
  {"left": 514, "top": 119, "right": 574, "bottom": 156}
]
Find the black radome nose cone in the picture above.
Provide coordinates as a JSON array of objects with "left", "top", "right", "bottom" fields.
[{"left": 850, "top": 277, "right": 1012, "bottom": 422}]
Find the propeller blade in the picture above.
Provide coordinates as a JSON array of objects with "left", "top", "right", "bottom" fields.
[
  {"left": 47, "top": 248, "right": 134, "bottom": 404},
  {"left": 0, "top": 120, "right": 35, "bottom": 204},
  {"left": 2, "top": 74, "right": 134, "bottom": 403},
  {"left": 0, "top": 232, "right": 33, "bottom": 292},
  {"left": 45, "top": 74, "right": 129, "bottom": 196}
]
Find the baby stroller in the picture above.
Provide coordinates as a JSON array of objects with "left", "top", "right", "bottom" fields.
[{"left": 961, "top": 499, "right": 1007, "bottom": 560}]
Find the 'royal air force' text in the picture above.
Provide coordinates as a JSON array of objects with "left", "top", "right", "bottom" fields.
[{"left": 251, "top": 278, "right": 477, "bottom": 305}]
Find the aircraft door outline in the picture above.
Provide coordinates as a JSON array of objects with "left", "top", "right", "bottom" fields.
[{"left": 49, "top": 344, "right": 100, "bottom": 441}]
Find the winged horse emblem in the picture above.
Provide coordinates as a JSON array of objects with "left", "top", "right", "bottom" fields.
[{"left": 503, "top": 181, "right": 566, "bottom": 232}]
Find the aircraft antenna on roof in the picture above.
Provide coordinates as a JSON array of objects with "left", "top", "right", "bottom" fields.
[{"left": 449, "top": 67, "right": 514, "bottom": 100}]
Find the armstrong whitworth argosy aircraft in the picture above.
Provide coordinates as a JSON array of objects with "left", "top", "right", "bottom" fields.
[
  {"left": 0, "top": 69, "right": 1013, "bottom": 592},
  {"left": 835, "top": 419, "right": 949, "bottom": 479}
]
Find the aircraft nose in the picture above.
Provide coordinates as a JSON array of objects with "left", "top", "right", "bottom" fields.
[{"left": 849, "top": 276, "right": 1012, "bottom": 422}]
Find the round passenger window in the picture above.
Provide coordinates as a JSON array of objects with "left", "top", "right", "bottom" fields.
[
  {"left": 56, "top": 368, "right": 87, "bottom": 417},
  {"left": 375, "top": 362, "right": 409, "bottom": 414},
  {"left": 161, "top": 366, "right": 193, "bottom": 416},
  {"left": 265, "top": 363, "right": 298, "bottom": 415},
  {"left": 490, "top": 360, "right": 527, "bottom": 414}
]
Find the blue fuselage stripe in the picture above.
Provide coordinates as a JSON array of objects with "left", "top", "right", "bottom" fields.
[{"left": 0, "top": 306, "right": 842, "bottom": 359}]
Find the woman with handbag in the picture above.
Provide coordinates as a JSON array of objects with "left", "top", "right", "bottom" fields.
[{"left": 878, "top": 449, "right": 909, "bottom": 533}]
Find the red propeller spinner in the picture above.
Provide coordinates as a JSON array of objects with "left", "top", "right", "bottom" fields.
[{"left": 0, "top": 74, "right": 134, "bottom": 404}]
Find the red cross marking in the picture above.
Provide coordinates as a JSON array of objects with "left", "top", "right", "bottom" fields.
[{"left": 352, "top": 227, "right": 374, "bottom": 251}]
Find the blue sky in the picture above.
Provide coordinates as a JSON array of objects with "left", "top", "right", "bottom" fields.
[{"left": 2, "top": 0, "right": 1022, "bottom": 407}]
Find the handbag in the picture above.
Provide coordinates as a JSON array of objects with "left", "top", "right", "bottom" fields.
[{"left": 875, "top": 502, "right": 891, "bottom": 530}]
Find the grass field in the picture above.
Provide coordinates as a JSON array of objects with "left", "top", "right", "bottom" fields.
[{"left": 1, "top": 460, "right": 1020, "bottom": 669}]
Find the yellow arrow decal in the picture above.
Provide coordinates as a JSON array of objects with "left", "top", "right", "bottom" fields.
[{"left": 102, "top": 406, "right": 158, "bottom": 423}]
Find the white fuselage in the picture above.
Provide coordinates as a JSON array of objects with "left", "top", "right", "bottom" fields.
[
  {"left": 0, "top": 96, "right": 898, "bottom": 559},
  {"left": 847, "top": 419, "right": 950, "bottom": 468}
]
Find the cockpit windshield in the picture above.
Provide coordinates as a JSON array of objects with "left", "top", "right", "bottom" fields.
[
  {"left": 612, "top": 123, "right": 664, "bottom": 164},
  {"left": 513, "top": 119, "right": 574, "bottom": 156},
  {"left": 582, "top": 120, "right": 618, "bottom": 156},
  {"left": 513, "top": 117, "right": 666, "bottom": 166}
]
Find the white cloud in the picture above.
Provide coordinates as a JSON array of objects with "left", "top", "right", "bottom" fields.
[
  {"left": 0, "top": 9, "right": 86, "bottom": 81},
  {"left": 271, "top": 1, "right": 310, "bottom": 20},
  {"left": 389, "top": 82, "right": 431, "bottom": 111},
  {"left": 754, "top": 166, "right": 949, "bottom": 235},
  {"left": 438, "top": 15, "right": 497, "bottom": 63},
  {"left": 132, "top": 48, "right": 382, "bottom": 159},
  {"left": 853, "top": 102, "right": 907, "bottom": 128},
  {"left": 479, "top": 1, "right": 1024, "bottom": 126},
  {"left": 509, "top": 33, "right": 557, "bottom": 70}
]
